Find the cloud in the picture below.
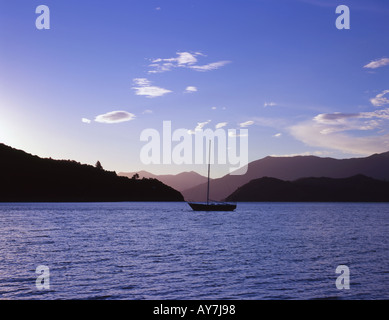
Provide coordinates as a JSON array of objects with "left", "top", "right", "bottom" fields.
[
  {"left": 315, "top": 110, "right": 389, "bottom": 122},
  {"left": 132, "top": 78, "right": 172, "bottom": 98},
  {"left": 185, "top": 86, "right": 198, "bottom": 93},
  {"left": 228, "top": 131, "right": 248, "bottom": 137},
  {"left": 239, "top": 120, "right": 254, "bottom": 128},
  {"left": 188, "top": 120, "right": 211, "bottom": 134},
  {"left": 176, "top": 52, "right": 199, "bottom": 65},
  {"left": 149, "top": 52, "right": 200, "bottom": 73},
  {"left": 312, "top": 110, "right": 389, "bottom": 134},
  {"left": 95, "top": 111, "right": 136, "bottom": 124},
  {"left": 273, "top": 133, "right": 282, "bottom": 138},
  {"left": 82, "top": 118, "right": 91, "bottom": 124},
  {"left": 290, "top": 121, "right": 389, "bottom": 155},
  {"left": 313, "top": 112, "right": 361, "bottom": 122},
  {"left": 148, "top": 62, "right": 175, "bottom": 74},
  {"left": 189, "top": 60, "right": 231, "bottom": 72},
  {"left": 133, "top": 78, "right": 150, "bottom": 86},
  {"left": 313, "top": 112, "right": 365, "bottom": 134},
  {"left": 370, "top": 90, "right": 389, "bottom": 107},
  {"left": 264, "top": 102, "right": 277, "bottom": 107},
  {"left": 361, "top": 108, "right": 389, "bottom": 119},
  {"left": 289, "top": 109, "right": 389, "bottom": 155},
  {"left": 148, "top": 52, "right": 230, "bottom": 73},
  {"left": 364, "top": 58, "right": 389, "bottom": 69},
  {"left": 196, "top": 120, "right": 211, "bottom": 130},
  {"left": 142, "top": 109, "right": 153, "bottom": 114},
  {"left": 215, "top": 122, "right": 228, "bottom": 129}
]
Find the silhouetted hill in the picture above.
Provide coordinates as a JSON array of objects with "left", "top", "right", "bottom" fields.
[
  {"left": 0, "top": 144, "right": 184, "bottom": 202},
  {"left": 182, "top": 152, "right": 389, "bottom": 201},
  {"left": 226, "top": 175, "right": 389, "bottom": 202},
  {"left": 119, "top": 170, "right": 209, "bottom": 192}
]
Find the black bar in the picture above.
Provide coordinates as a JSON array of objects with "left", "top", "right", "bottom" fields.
[{"left": 0, "top": 300, "right": 385, "bottom": 318}]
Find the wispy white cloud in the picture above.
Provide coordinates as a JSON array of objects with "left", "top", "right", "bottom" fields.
[
  {"left": 133, "top": 78, "right": 150, "bottom": 86},
  {"left": 312, "top": 109, "right": 389, "bottom": 134},
  {"left": 228, "top": 131, "right": 248, "bottom": 137},
  {"left": 364, "top": 58, "right": 389, "bottom": 69},
  {"left": 239, "top": 120, "right": 254, "bottom": 128},
  {"left": 210, "top": 106, "right": 227, "bottom": 110},
  {"left": 290, "top": 121, "right": 389, "bottom": 155},
  {"left": 177, "top": 52, "right": 200, "bottom": 65},
  {"left": 185, "top": 86, "right": 198, "bottom": 93},
  {"left": 273, "top": 133, "right": 282, "bottom": 138},
  {"left": 215, "top": 122, "right": 228, "bottom": 129},
  {"left": 189, "top": 60, "right": 231, "bottom": 72},
  {"left": 264, "top": 102, "right": 277, "bottom": 107},
  {"left": 82, "top": 118, "right": 91, "bottom": 124},
  {"left": 149, "top": 52, "right": 200, "bottom": 74},
  {"left": 196, "top": 120, "right": 211, "bottom": 130},
  {"left": 148, "top": 62, "right": 175, "bottom": 74},
  {"left": 132, "top": 78, "right": 172, "bottom": 98},
  {"left": 142, "top": 109, "right": 153, "bottom": 114},
  {"left": 95, "top": 111, "right": 136, "bottom": 124},
  {"left": 370, "top": 90, "right": 389, "bottom": 107},
  {"left": 289, "top": 109, "right": 389, "bottom": 155},
  {"left": 188, "top": 120, "right": 211, "bottom": 134},
  {"left": 148, "top": 52, "right": 230, "bottom": 73}
]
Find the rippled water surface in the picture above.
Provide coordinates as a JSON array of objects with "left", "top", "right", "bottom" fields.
[{"left": 0, "top": 202, "right": 388, "bottom": 300}]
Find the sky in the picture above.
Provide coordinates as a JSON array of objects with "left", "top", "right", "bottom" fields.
[{"left": 0, "top": 0, "right": 388, "bottom": 178}]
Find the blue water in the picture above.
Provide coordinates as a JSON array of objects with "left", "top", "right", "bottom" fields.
[{"left": 0, "top": 202, "right": 388, "bottom": 300}]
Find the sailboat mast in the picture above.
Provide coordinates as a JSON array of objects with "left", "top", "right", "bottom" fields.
[{"left": 207, "top": 140, "right": 211, "bottom": 205}]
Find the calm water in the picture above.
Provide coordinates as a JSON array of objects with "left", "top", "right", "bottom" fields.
[{"left": 0, "top": 202, "right": 388, "bottom": 300}]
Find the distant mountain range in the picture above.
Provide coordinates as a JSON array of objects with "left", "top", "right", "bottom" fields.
[
  {"left": 0, "top": 144, "right": 184, "bottom": 202},
  {"left": 3, "top": 142, "right": 388, "bottom": 203},
  {"left": 226, "top": 175, "right": 389, "bottom": 202},
  {"left": 119, "top": 170, "right": 209, "bottom": 193},
  {"left": 181, "top": 152, "right": 389, "bottom": 201}
]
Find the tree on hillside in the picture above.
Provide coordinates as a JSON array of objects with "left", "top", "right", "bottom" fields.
[{"left": 95, "top": 161, "right": 103, "bottom": 170}]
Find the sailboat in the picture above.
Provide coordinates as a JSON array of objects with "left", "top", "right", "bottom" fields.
[{"left": 187, "top": 141, "right": 237, "bottom": 212}]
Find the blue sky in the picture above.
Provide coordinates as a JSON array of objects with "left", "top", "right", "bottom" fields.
[{"left": 1, "top": 0, "right": 388, "bottom": 177}]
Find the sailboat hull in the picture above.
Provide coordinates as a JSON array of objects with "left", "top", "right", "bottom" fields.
[{"left": 188, "top": 202, "right": 237, "bottom": 212}]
